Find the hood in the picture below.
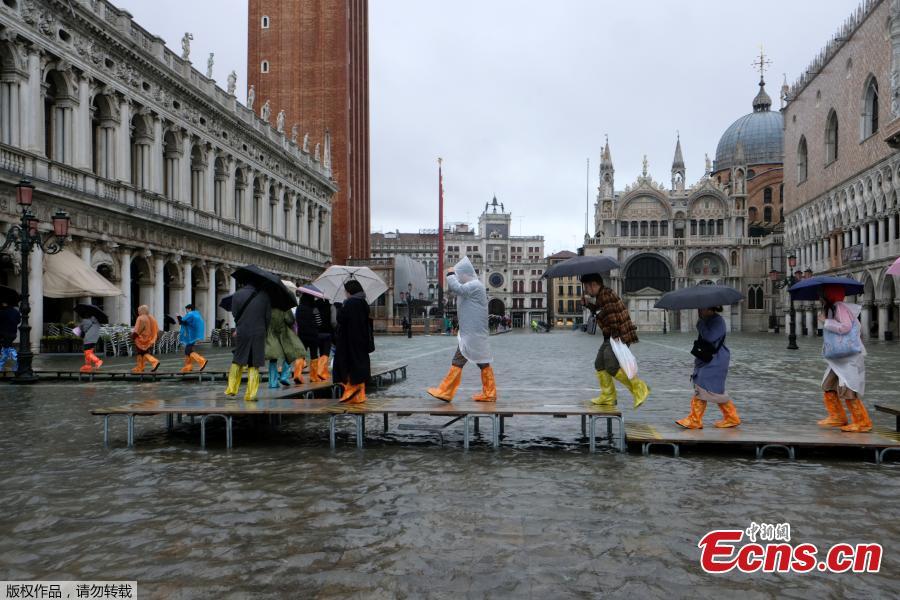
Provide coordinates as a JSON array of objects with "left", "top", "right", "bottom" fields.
[
  {"left": 839, "top": 301, "right": 862, "bottom": 319},
  {"left": 454, "top": 256, "right": 477, "bottom": 283}
]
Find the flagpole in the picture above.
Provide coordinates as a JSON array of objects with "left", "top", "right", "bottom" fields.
[{"left": 437, "top": 157, "right": 444, "bottom": 319}]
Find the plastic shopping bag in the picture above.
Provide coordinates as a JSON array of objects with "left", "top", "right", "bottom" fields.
[{"left": 610, "top": 337, "right": 638, "bottom": 379}]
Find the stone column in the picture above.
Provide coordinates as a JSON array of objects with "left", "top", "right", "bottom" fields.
[
  {"left": 80, "top": 241, "right": 92, "bottom": 305},
  {"left": 227, "top": 272, "right": 236, "bottom": 327},
  {"left": 205, "top": 148, "right": 216, "bottom": 213},
  {"left": 153, "top": 255, "right": 165, "bottom": 329},
  {"left": 851, "top": 227, "right": 859, "bottom": 246},
  {"left": 805, "top": 308, "right": 815, "bottom": 337},
  {"left": 860, "top": 304, "right": 872, "bottom": 341},
  {"left": 116, "top": 98, "right": 131, "bottom": 183},
  {"left": 310, "top": 206, "right": 320, "bottom": 251},
  {"left": 224, "top": 159, "right": 235, "bottom": 219},
  {"left": 868, "top": 221, "right": 877, "bottom": 248},
  {"left": 151, "top": 117, "right": 164, "bottom": 194},
  {"left": 205, "top": 265, "right": 216, "bottom": 340},
  {"left": 890, "top": 213, "right": 897, "bottom": 247},
  {"left": 180, "top": 135, "right": 192, "bottom": 204},
  {"left": 74, "top": 77, "right": 92, "bottom": 170},
  {"left": 182, "top": 260, "right": 193, "bottom": 310},
  {"left": 119, "top": 249, "right": 132, "bottom": 325},
  {"left": 23, "top": 49, "right": 44, "bottom": 154},
  {"left": 28, "top": 246, "right": 43, "bottom": 353},
  {"left": 877, "top": 302, "right": 890, "bottom": 341}
]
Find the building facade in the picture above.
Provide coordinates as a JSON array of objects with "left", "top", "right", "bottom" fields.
[
  {"left": 584, "top": 75, "right": 786, "bottom": 333},
  {"left": 0, "top": 0, "right": 335, "bottom": 351},
  {"left": 547, "top": 250, "right": 583, "bottom": 327},
  {"left": 248, "top": 0, "right": 369, "bottom": 263},
  {"left": 783, "top": 0, "right": 900, "bottom": 340},
  {"left": 444, "top": 197, "right": 547, "bottom": 328}
]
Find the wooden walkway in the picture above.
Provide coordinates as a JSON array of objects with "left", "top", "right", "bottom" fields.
[
  {"left": 91, "top": 395, "right": 624, "bottom": 452},
  {"left": 625, "top": 422, "right": 900, "bottom": 464}
]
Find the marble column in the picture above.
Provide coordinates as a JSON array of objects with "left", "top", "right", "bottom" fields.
[
  {"left": 868, "top": 221, "right": 877, "bottom": 248},
  {"left": 851, "top": 227, "right": 859, "bottom": 246},
  {"left": 879, "top": 217, "right": 887, "bottom": 248},
  {"left": 119, "top": 249, "right": 131, "bottom": 325},
  {"left": 153, "top": 255, "right": 165, "bottom": 330},
  {"left": 80, "top": 241, "right": 92, "bottom": 305},
  {"left": 182, "top": 261, "right": 193, "bottom": 310},
  {"left": 876, "top": 302, "right": 890, "bottom": 341},
  {"left": 151, "top": 117, "right": 164, "bottom": 194},
  {"left": 180, "top": 135, "right": 192, "bottom": 204},
  {"left": 890, "top": 213, "right": 897, "bottom": 247},
  {"left": 205, "top": 265, "right": 216, "bottom": 339},
  {"left": 115, "top": 98, "right": 131, "bottom": 183},
  {"left": 805, "top": 308, "right": 815, "bottom": 337},
  {"left": 28, "top": 246, "right": 43, "bottom": 353},
  {"left": 22, "top": 50, "right": 43, "bottom": 154},
  {"left": 227, "top": 273, "right": 236, "bottom": 327},
  {"left": 74, "top": 77, "right": 92, "bottom": 170},
  {"left": 860, "top": 304, "right": 872, "bottom": 341}
]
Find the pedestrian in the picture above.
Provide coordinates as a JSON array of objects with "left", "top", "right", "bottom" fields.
[
  {"left": 675, "top": 306, "right": 740, "bottom": 429},
  {"left": 817, "top": 284, "right": 871, "bottom": 432},
  {"left": 314, "top": 298, "right": 334, "bottom": 381},
  {"left": 0, "top": 300, "right": 20, "bottom": 373},
  {"left": 333, "top": 279, "right": 371, "bottom": 403},
  {"left": 427, "top": 257, "right": 497, "bottom": 402},
  {"left": 131, "top": 305, "right": 160, "bottom": 373},
  {"left": 177, "top": 303, "right": 207, "bottom": 373},
  {"left": 77, "top": 313, "right": 103, "bottom": 373},
  {"left": 581, "top": 273, "right": 650, "bottom": 408},
  {"left": 225, "top": 280, "right": 271, "bottom": 401},
  {"left": 294, "top": 292, "right": 320, "bottom": 383},
  {"left": 265, "top": 307, "right": 308, "bottom": 388}
]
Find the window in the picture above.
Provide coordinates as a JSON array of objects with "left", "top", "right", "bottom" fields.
[
  {"left": 749, "top": 207, "right": 758, "bottom": 221},
  {"left": 764, "top": 206, "right": 773, "bottom": 222},
  {"left": 825, "top": 110, "right": 838, "bottom": 164},
  {"left": 764, "top": 187, "right": 772, "bottom": 204},
  {"left": 730, "top": 251, "right": 738, "bottom": 267},
  {"left": 261, "top": 60, "right": 270, "bottom": 74},
  {"left": 567, "top": 285, "right": 573, "bottom": 296},
  {"left": 558, "top": 300, "right": 564, "bottom": 312},
  {"left": 558, "top": 285, "right": 564, "bottom": 295},
  {"left": 797, "top": 136, "right": 808, "bottom": 183},
  {"left": 567, "top": 300, "right": 575, "bottom": 313},
  {"left": 261, "top": 15, "right": 270, "bottom": 28},
  {"left": 576, "top": 285, "right": 581, "bottom": 296},
  {"left": 862, "top": 76, "right": 879, "bottom": 139}
]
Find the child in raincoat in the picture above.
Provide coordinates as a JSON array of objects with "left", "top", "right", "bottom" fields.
[
  {"left": 427, "top": 256, "right": 496, "bottom": 402},
  {"left": 675, "top": 306, "right": 741, "bottom": 429},
  {"left": 817, "top": 284, "right": 871, "bottom": 432},
  {"left": 131, "top": 305, "right": 160, "bottom": 373},
  {"left": 178, "top": 304, "right": 207, "bottom": 373},
  {"left": 580, "top": 273, "right": 649, "bottom": 408},
  {"left": 265, "top": 307, "right": 308, "bottom": 388}
]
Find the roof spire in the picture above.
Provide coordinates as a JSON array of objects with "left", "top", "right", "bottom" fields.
[
  {"left": 601, "top": 134, "right": 612, "bottom": 166},
  {"left": 672, "top": 132, "right": 685, "bottom": 170},
  {"left": 751, "top": 46, "right": 773, "bottom": 112}
]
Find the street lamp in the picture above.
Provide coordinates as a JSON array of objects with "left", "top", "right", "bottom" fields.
[
  {"left": 1, "top": 180, "right": 70, "bottom": 383},
  {"left": 407, "top": 281, "right": 413, "bottom": 338},
  {"left": 769, "top": 254, "right": 803, "bottom": 350}
]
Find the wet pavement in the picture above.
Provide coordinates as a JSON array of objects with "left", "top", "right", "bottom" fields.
[{"left": 0, "top": 330, "right": 898, "bottom": 598}]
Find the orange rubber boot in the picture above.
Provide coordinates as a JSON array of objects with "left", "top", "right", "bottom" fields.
[
  {"left": 675, "top": 397, "right": 707, "bottom": 429},
  {"left": 714, "top": 400, "right": 741, "bottom": 428},
  {"left": 817, "top": 391, "right": 848, "bottom": 427},
  {"left": 145, "top": 354, "right": 160, "bottom": 372},
  {"left": 319, "top": 356, "right": 331, "bottom": 380},
  {"left": 339, "top": 381, "right": 363, "bottom": 403},
  {"left": 80, "top": 350, "right": 93, "bottom": 373},
  {"left": 131, "top": 355, "right": 146, "bottom": 374},
  {"left": 840, "top": 398, "right": 873, "bottom": 433},
  {"left": 427, "top": 366, "right": 463, "bottom": 402},
  {"left": 293, "top": 358, "right": 306, "bottom": 384},
  {"left": 190, "top": 352, "right": 208, "bottom": 371},
  {"left": 472, "top": 365, "right": 497, "bottom": 402},
  {"left": 180, "top": 356, "right": 193, "bottom": 373},
  {"left": 87, "top": 349, "right": 103, "bottom": 369}
]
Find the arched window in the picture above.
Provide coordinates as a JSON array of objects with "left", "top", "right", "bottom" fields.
[
  {"left": 756, "top": 287, "right": 764, "bottom": 310},
  {"left": 797, "top": 136, "right": 808, "bottom": 183},
  {"left": 44, "top": 70, "right": 74, "bottom": 163},
  {"left": 190, "top": 144, "right": 206, "bottom": 209},
  {"left": 92, "top": 93, "right": 117, "bottom": 178},
  {"left": 825, "top": 110, "right": 839, "bottom": 164},
  {"left": 261, "top": 60, "right": 270, "bottom": 74},
  {"left": 763, "top": 187, "right": 772, "bottom": 204},
  {"left": 130, "top": 113, "right": 153, "bottom": 189},
  {"left": 261, "top": 15, "right": 270, "bottom": 28},
  {"left": 862, "top": 76, "right": 879, "bottom": 139},
  {"left": 234, "top": 168, "right": 245, "bottom": 224},
  {"left": 764, "top": 206, "right": 773, "bottom": 222},
  {"left": 162, "top": 130, "right": 181, "bottom": 200},
  {"left": 620, "top": 222, "right": 629, "bottom": 236},
  {"left": 530, "top": 280, "right": 536, "bottom": 293},
  {"left": 213, "top": 157, "right": 227, "bottom": 216}
]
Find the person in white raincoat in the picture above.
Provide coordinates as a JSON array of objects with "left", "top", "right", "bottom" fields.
[
  {"left": 817, "top": 284, "right": 871, "bottom": 432},
  {"left": 427, "top": 257, "right": 497, "bottom": 402}
]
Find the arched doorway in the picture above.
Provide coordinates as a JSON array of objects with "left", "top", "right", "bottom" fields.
[
  {"left": 488, "top": 298, "right": 505, "bottom": 316},
  {"left": 624, "top": 254, "right": 672, "bottom": 332},
  {"left": 130, "top": 256, "right": 153, "bottom": 322},
  {"left": 94, "top": 264, "right": 115, "bottom": 319}
]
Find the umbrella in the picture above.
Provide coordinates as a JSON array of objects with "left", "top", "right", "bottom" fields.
[
  {"left": 887, "top": 257, "right": 900, "bottom": 276},
  {"left": 281, "top": 280, "right": 298, "bottom": 296},
  {"left": 298, "top": 283, "right": 326, "bottom": 299},
  {"left": 789, "top": 275, "right": 864, "bottom": 301},
  {"left": 219, "top": 294, "right": 233, "bottom": 312},
  {"left": 542, "top": 255, "right": 620, "bottom": 279},
  {"left": 313, "top": 265, "right": 388, "bottom": 304},
  {"left": 164, "top": 314, "right": 177, "bottom": 326},
  {"left": 0, "top": 285, "right": 20, "bottom": 306},
  {"left": 231, "top": 265, "right": 297, "bottom": 310},
  {"left": 74, "top": 303, "right": 109, "bottom": 324},
  {"left": 654, "top": 285, "right": 744, "bottom": 310}
]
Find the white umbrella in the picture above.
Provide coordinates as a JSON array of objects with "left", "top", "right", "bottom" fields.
[{"left": 313, "top": 265, "right": 388, "bottom": 304}]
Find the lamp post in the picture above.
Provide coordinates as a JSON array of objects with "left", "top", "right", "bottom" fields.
[
  {"left": 769, "top": 254, "right": 807, "bottom": 351},
  {"left": 1, "top": 180, "right": 71, "bottom": 383},
  {"left": 407, "top": 281, "right": 413, "bottom": 338}
]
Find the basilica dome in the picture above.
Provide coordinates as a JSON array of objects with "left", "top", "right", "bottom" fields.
[{"left": 713, "top": 78, "right": 783, "bottom": 172}]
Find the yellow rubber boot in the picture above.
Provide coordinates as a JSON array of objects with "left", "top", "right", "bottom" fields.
[
  {"left": 591, "top": 370, "right": 618, "bottom": 406},
  {"left": 427, "top": 365, "right": 463, "bottom": 402},
  {"left": 840, "top": 398, "right": 873, "bottom": 433},
  {"left": 614, "top": 369, "right": 650, "bottom": 409},
  {"left": 714, "top": 400, "right": 741, "bottom": 428},
  {"left": 244, "top": 367, "right": 260, "bottom": 401},
  {"left": 676, "top": 397, "right": 707, "bottom": 429},
  {"left": 472, "top": 365, "right": 497, "bottom": 402},
  {"left": 180, "top": 356, "right": 193, "bottom": 373},
  {"left": 817, "top": 391, "right": 848, "bottom": 427},
  {"left": 224, "top": 363, "right": 242, "bottom": 396}
]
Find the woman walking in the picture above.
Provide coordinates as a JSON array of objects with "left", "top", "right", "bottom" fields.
[
  {"left": 225, "top": 281, "right": 271, "bottom": 401},
  {"left": 818, "top": 284, "right": 871, "bottom": 432},
  {"left": 132, "top": 305, "right": 160, "bottom": 373},
  {"left": 77, "top": 313, "right": 103, "bottom": 373},
  {"left": 676, "top": 306, "right": 740, "bottom": 429},
  {"left": 295, "top": 292, "right": 320, "bottom": 383},
  {"left": 333, "top": 280, "right": 370, "bottom": 404},
  {"left": 265, "top": 307, "right": 308, "bottom": 388}
]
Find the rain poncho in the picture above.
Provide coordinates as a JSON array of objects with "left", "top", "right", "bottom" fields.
[
  {"left": 448, "top": 257, "right": 492, "bottom": 364},
  {"left": 821, "top": 301, "right": 866, "bottom": 397},
  {"left": 178, "top": 310, "right": 205, "bottom": 346},
  {"left": 691, "top": 313, "right": 731, "bottom": 401}
]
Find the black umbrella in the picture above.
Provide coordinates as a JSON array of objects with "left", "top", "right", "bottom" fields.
[
  {"left": 542, "top": 255, "right": 620, "bottom": 279},
  {"left": 164, "top": 314, "right": 177, "bottom": 326},
  {"left": 219, "top": 294, "right": 233, "bottom": 312},
  {"left": 0, "top": 285, "right": 20, "bottom": 306},
  {"left": 231, "top": 265, "right": 297, "bottom": 310},
  {"left": 654, "top": 285, "right": 743, "bottom": 310},
  {"left": 74, "top": 303, "right": 109, "bottom": 324}
]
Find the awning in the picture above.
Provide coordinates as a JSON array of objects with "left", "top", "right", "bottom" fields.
[{"left": 43, "top": 249, "right": 121, "bottom": 298}]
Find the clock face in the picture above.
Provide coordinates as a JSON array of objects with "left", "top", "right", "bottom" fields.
[{"left": 489, "top": 273, "right": 504, "bottom": 288}]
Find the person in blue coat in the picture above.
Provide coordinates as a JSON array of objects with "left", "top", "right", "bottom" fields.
[
  {"left": 676, "top": 306, "right": 741, "bottom": 429},
  {"left": 178, "top": 303, "right": 207, "bottom": 372}
]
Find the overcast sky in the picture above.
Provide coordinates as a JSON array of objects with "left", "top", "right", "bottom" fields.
[{"left": 116, "top": 0, "right": 854, "bottom": 254}]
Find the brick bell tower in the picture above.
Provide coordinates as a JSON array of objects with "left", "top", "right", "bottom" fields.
[{"left": 247, "top": 0, "right": 370, "bottom": 263}]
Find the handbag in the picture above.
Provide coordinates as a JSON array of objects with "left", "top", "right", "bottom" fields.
[
  {"left": 822, "top": 318, "right": 863, "bottom": 359},
  {"left": 691, "top": 335, "right": 724, "bottom": 363}
]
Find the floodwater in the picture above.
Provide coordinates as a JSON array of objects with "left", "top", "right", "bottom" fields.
[{"left": 0, "top": 330, "right": 898, "bottom": 599}]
